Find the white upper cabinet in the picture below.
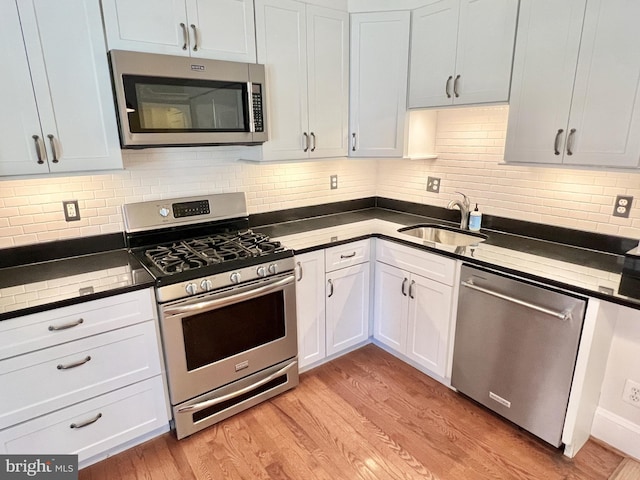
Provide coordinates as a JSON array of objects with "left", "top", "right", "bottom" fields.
[
  {"left": 0, "top": 0, "right": 122, "bottom": 176},
  {"left": 408, "top": 0, "right": 518, "bottom": 108},
  {"left": 350, "top": 11, "right": 410, "bottom": 157},
  {"left": 255, "top": 0, "right": 349, "bottom": 161},
  {"left": 506, "top": 0, "right": 640, "bottom": 168},
  {"left": 101, "top": 0, "right": 257, "bottom": 63}
]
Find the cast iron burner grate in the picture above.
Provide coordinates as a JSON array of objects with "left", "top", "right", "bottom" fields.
[{"left": 144, "top": 229, "right": 284, "bottom": 275}]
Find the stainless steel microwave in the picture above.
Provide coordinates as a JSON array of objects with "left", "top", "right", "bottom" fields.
[{"left": 108, "top": 50, "right": 268, "bottom": 148}]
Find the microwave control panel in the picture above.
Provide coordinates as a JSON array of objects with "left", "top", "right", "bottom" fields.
[{"left": 252, "top": 84, "right": 264, "bottom": 132}]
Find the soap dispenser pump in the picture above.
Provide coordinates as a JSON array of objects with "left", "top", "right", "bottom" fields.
[{"left": 469, "top": 204, "right": 482, "bottom": 231}]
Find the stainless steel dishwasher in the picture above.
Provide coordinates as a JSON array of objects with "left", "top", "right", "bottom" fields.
[{"left": 451, "top": 264, "right": 587, "bottom": 447}]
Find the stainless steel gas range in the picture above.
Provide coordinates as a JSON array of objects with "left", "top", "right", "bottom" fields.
[{"left": 123, "top": 193, "right": 298, "bottom": 439}]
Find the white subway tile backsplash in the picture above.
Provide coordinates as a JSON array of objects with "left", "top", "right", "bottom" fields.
[{"left": 1, "top": 106, "right": 639, "bottom": 248}]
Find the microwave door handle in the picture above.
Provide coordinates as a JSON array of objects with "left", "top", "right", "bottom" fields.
[{"left": 247, "top": 82, "right": 255, "bottom": 133}]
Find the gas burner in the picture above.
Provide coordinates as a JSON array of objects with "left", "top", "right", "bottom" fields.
[
  {"left": 145, "top": 244, "right": 208, "bottom": 275},
  {"left": 143, "top": 230, "right": 286, "bottom": 276}
]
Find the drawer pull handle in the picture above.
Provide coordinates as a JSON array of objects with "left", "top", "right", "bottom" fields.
[
  {"left": 57, "top": 355, "right": 91, "bottom": 370},
  {"left": 48, "top": 318, "right": 84, "bottom": 331},
  {"left": 409, "top": 280, "right": 416, "bottom": 299},
  {"left": 327, "top": 279, "right": 334, "bottom": 298},
  {"left": 340, "top": 252, "right": 356, "bottom": 259},
  {"left": 70, "top": 412, "right": 102, "bottom": 429},
  {"left": 401, "top": 278, "right": 408, "bottom": 296}
]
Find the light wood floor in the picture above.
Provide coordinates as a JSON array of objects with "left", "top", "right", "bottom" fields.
[{"left": 80, "top": 345, "right": 624, "bottom": 480}]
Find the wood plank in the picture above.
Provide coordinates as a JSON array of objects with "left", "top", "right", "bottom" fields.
[{"left": 79, "top": 345, "right": 624, "bottom": 480}]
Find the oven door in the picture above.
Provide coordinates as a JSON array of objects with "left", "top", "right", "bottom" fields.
[{"left": 159, "top": 272, "right": 297, "bottom": 406}]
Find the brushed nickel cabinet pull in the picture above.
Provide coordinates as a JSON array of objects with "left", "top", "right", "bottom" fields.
[
  {"left": 401, "top": 278, "right": 408, "bottom": 297},
  {"left": 190, "top": 24, "right": 199, "bottom": 51},
  {"left": 340, "top": 252, "right": 356, "bottom": 259},
  {"left": 180, "top": 23, "right": 188, "bottom": 50},
  {"left": 553, "top": 129, "right": 564, "bottom": 155},
  {"left": 409, "top": 280, "right": 416, "bottom": 299},
  {"left": 32, "top": 135, "right": 46, "bottom": 164},
  {"left": 70, "top": 412, "right": 102, "bottom": 429},
  {"left": 310, "top": 132, "right": 316, "bottom": 152},
  {"left": 57, "top": 355, "right": 91, "bottom": 370},
  {"left": 351, "top": 132, "right": 357, "bottom": 151},
  {"left": 453, "top": 75, "right": 461, "bottom": 98},
  {"left": 296, "top": 261, "right": 303, "bottom": 282},
  {"left": 445, "top": 75, "right": 453, "bottom": 98},
  {"left": 48, "top": 318, "right": 84, "bottom": 331},
  {"left": 327, "top": 279, "right": 334, "bottom": 298},
  {"left": 566, "top": 128, "right": 576, "bottom": 156},
  {"left": 47, "top": 134, "right": 59, "bottom": 163},
  {"left": 303, "top": 132, "right": 309, "bottom": 152}
]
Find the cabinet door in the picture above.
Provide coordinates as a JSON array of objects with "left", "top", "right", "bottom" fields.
[
  {"left": 563, "top": 0, "right": 640, "bottom": 168},
  {"left": 454, "top": 0, "right": 518, "bottom": 105},
  {"left": 505, "top": 0, "right": 586, "bottom": 164},
  {"left": 406, "top": 273, "right": 452, "bottom": 378},
  {"left": 295, "top": 251, "right": 326, "bottom": 370},
  {"left": 306, "top": 5, "right": 349, "bottom": 158},
  {"left": 101, "top": 0, "right": 188, "bottom": 55},
  {"left": 407, "top": 0, "right": 459, "bottom": 108},
  {"left": 255, "top": 0, "right": 309, "bottom": 161},
  {"left": 18, "top": 0, "right": 122, "bottom": 173},
  {"left": 373, "top": 262, "right": 408, "bottom": 353},
  {"left": 349, "top": 11, "right": 410, "bottom": 157},
  {"left": 326, "top": 263, "right": 370, "bottom": 356},
  {"left": 0, "top": 0, "right": 47, "bottom": 176},
  {"left": 186, "top": 0, "right": 257, "bottom": 62}
]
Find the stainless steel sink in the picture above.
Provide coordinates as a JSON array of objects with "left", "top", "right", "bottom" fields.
[{"left": 397, "top": 224, "right": 487, "bottom": 246}]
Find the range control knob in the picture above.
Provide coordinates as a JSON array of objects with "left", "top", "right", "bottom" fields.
[
  {"left": 230, "top": 272, "right": 241, "bottom": 284},
  {"left": 200, "top": 279, "right": 213, "bottom": 291},
  {"left": 256, "top": 266, "right": 267, "bottom": 277},
  {"left": 268, "top": 263, "right": 278, "bottom": 275},
  {"left": 185, "top": 283, "right": 198, "bottom": 295},
  {"left": 159, "top": 207, "right": 171, "bottom": 217}
]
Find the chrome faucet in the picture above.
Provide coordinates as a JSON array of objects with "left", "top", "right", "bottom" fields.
[{"left": 447, "top": 192, "right": 470, "bottom": 230}]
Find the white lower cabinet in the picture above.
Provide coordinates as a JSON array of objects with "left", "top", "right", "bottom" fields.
[
  {"left": 295, "top": 240, "right": 371, "bottom": 371},
  {"left": 374, "top": 241, "right": 457, "bottom": 379},
  {"left": 0, "top": 289, "right": 169, "bottom": 466},
  {"left": 0, "top": 376, "right": 167, "bottom": 460},
  {"left": 295, "top": 250, "right": 326, "bottom": 370},
  {"left": 326, "top": 262, "right": 370, "bottom": 356}
]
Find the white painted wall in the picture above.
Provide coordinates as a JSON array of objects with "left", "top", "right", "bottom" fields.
[{"left": 592, "top": 306, "right": 640, "bottom": 460}]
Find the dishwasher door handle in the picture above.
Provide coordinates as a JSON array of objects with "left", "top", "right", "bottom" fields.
[{"left": 461, "top": 280, "right": 572, "bottom": 321}]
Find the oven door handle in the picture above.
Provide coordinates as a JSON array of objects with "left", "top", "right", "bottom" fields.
[
  {"left": 176, "top": 360, "right": 298, "bottom": 414},
  {"left": 164, "top": 274, "right": 295, "bottom": 316}
]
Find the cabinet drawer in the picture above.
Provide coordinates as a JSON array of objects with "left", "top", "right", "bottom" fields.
[
  {"left": 376, "top": 240, "right": 456, "bottom": 286},
  {"left": 0, "top": 376, "right": 168, "bottom": 463},
  {"left": 0, "top": 288, "right": 156, "bottom": 361},
  {"left": 0, "top": 321, "right": 162, "bottom": 430},
  {"left": 325, "top": 240, "right": 370, "bottom": 272}
]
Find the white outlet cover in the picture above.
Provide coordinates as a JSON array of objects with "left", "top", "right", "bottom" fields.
[{"left": 622, "top": 378, "right": 640, "bottom": 407}]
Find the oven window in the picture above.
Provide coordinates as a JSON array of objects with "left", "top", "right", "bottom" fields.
[
  {"left": 182, "top": 291, "right": 286, "bottom": 371},
  {"left": 122, "top": 75, "right": 249, "bottom": 133}
]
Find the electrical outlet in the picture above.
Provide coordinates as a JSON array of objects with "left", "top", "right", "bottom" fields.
[
  {"left": 622, "top": 379, "right": 640, "bottom": 408},
  {"left": 330, "top": 175, "right": 338, "bottom": 190},
  {"left": 427, "top": 176, "right": 441, "bottom": 193},
  {"left": 612, "top": 195, "right": 633, "bottom": 218},
  {"left": 63, "top": 200, "right": 80, "bottom": 222}
]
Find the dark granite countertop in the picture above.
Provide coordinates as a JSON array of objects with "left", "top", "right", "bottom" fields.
[
  {"left": 0, "top": 249, "right": 154, "bottom": 321},
  {"left": 1, "top": 198, "right": 638, "bottom": 321},
  {"left": 253, "top": 207, "right": 640, "bottom": 310}
]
